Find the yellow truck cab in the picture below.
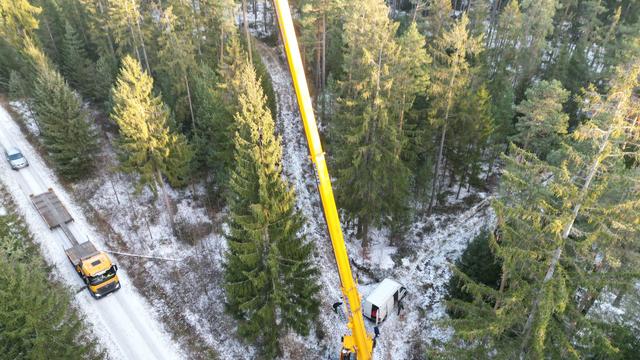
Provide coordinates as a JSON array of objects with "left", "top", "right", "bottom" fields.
[
  {"left": 66, "top": 241, "right": 121, "bottom": 298},
  {"left": 30, "top": 189, "right": 121, "bottom": 299}
]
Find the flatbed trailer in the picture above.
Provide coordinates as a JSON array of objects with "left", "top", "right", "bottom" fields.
[{"left": 30, "top": 189, "right": 121, "bottom": 298}]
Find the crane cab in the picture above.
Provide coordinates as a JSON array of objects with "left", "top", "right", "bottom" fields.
[{"left": 362, "top": 278, "right": 407, "bottom": 324}]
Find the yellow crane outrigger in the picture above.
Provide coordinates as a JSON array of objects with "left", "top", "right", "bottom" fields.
[{"left": 272, "top": 1, "right": 374, "bottom": 359}]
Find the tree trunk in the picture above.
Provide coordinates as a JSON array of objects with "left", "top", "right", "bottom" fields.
[
  {"left": 322, "top": 12, "right": 327, "bottom": 90},
  {"left": 242, "top": 0, "right": 253, "bottom": 63},
  {"left": 97, "top": 0, "right": 116, "bottom": 56},
  {"left": 133, "top": 4, "right": 151, "bottom": 74},
  {"left": 263, "top": 0, "right": 268, "bottom": 35},
  {"left": 43, "top": 18, "right": 58, "bottom": 56},
  {"left": 494, "top": 266, "right": 508, "bottom": 310},
  {"left": 612, "top": 287, "right": 627, "bottom": 307},
  {"left": 428, "top": 123, "right": 447, "bottom": 214},
  {"left": 428, "top": 70, "right": 457, "bottom": 214},
  {"left": 156, "top": 168, "right": 175, "bottom": 232},
  {"left": 519, "top": 126, "right": 613, "bottom": 359},
  {"left": 362, "top": 217, "right": 370, "bottom": 251},
  {"left": 127, "top": 22, "right": 142, "bottom": 65},
  {"left": 219, "top": 28, "right": 225, "bottom": 64},
  {"left": 185, "top": 75, "right": 196, "bottom": 134}
]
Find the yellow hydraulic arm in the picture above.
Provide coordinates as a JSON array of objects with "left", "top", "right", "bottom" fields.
[{"left": 272, "top": 1, "right": 374, "bottom": 359}]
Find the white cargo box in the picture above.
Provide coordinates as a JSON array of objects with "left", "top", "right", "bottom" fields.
[{"left": 362, "top": 278, "right": 407, "bottom": 324}]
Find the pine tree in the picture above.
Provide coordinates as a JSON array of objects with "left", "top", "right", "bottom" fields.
[
  {"left": 8, "top": 70, "right": 28, "bottom": 100},
  {"left": 487, "top": 0, "right": 522, "bottom": 82},
  {"left": 35, "top": 0, "right": 66, "bottom": 65},
  {"left": 448, "top": 84, "right": 494, "bottom": 195},
  {"left": 446, "top": 229, "right": 501, "bottom": 311},
  {"left": 298, "top": 0, "right": 345, "bottom": 92},
  {"left": 511, "top": 80, "right": 570, "bottom": 160},
  {"left": 420, "top": 0, "right": 452, "bottom": 40},
  {"left": 61, "top": 21, "right": 94, "bottom": 97},
  {"left": 110, "top": 55, "right": 192, "bottom": 229},
  {"left": 196, "top": 0, "right": 235, "bottom": 63},
  {"left": 426, "top": 15, "right": 483, "bottom": 213},
  {"left": 77, "top": 0, "right": 118, "bottom": 57},
  {"left": 26, "top": 42, "right": 98, "bottom": 181},
  {"left": 224, "top": 62, "right": 319, "bottom": 359}
]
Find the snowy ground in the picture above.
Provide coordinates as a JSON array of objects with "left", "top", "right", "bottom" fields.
[{"left": 0, "top": 105, "right": 184, "bottom": 360}]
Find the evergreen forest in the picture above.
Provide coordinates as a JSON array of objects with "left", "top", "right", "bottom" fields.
[{"left": 0, "top": 0, "right": 639, "bottom": 359}]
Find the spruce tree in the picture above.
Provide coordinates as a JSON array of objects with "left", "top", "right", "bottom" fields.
[
  {"left": 333, "top": 0, "right": 429, "bottom": 245},
  {"left": 61, "top": 21, "right": 94, "bottom": 97},
  {"left": 192, "top": 37, "right": 251, "bottom": 200},
  {"left": 155, "top": 3, "right": 197, "bottom": 133},
  {"left": 93, "top": 52, "right": 118, "bottom": 109},
  {"left": 426, "top": 15, "right": 483, "bottom": 213},
  {"left": 35, "top": 0, "right": 66, "bottom": 64},
  {"left": 224, "top": 62, "right": 319, "bottom": 359},
  {"left": 445, "top": 61, "right": 640, "bottom": 359},
  {"left": 515, "top": 0, "right": 557, "bottom": 99},
  {"left": 0, "top": 0, "right": 41, "bottom": 48},
  {"left": 110, "top": 55, "right": 192, "bottom": 230},
  {"left": 27, "top": 42, "right": 98, "bottom": 181},
  {"left": 511, "top": 80, "right": 570, "bottom": 160}
]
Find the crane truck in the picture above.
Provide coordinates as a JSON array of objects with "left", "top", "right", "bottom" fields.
[
  {"left": 31, "top": 189, "right": 121, "bottom": 298},
  {"left": 272, "top": 1, "right": 375, "bottom": 358}
]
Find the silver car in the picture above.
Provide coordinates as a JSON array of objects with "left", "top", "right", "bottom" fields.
[{"left": 5, "top": 147, "right": 29, "bottom": 170}]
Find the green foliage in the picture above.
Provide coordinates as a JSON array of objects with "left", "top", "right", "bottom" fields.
[
  {"left": 0, "top": 0, "right": 41, "bottom": 48},
  {"left": 28, "top": 41, "right": 98, "bottom": 181},
  {"left": 224, "top": 62, "right": 319, "bottom": 359},
  {"left": 0, "top": 188, "right": 102, "bottom": 360},
  {"left": 512, "top": 80, "right": 570, "bottom": 160},
  {"left": 584, "top": 321, "right": 640, "bottom": 360},
  {"left": 154, "top": 3, "right": 198, "bottom": 133},
  {"left": 61, "top": 21, "right": 94, "bottom": 98},
  {"left": 446, "top": 61, "right": 640, "bottom": 359},
  {"left": 110, "top": 55, "right": 192, "bottom": 191},
  {"left": 191, "top": 36, "right": 249, "bottom": 201},
  {"left": 426, "top": 15, "right": 483, "bottom": 211},
  {"left": 8, "top": 70, "right": 28, "bottom": 100},
  {"left": 35, "top": 0, "right": 66, "bottom": 65},
  {"left": 93, "top": 52, "right": 118, "bottom": 109},
  {"left": 333, "top": 0, "right": 429, "bottom": 243},
  {"left": 446, "top": 229, "right": 502, "bottom": 312}
]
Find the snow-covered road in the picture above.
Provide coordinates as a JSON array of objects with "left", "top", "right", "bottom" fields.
[{"left": 0, "top": 105, "right": 184, "bottom": 360}]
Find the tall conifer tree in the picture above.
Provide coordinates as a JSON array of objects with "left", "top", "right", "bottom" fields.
[
  {"left": 26, "top": 42, "right": 98, "bottom": 180},
  {"left": 426, "top": 15, "right": 482, "bottom": 213},
  {"left": 333, "top": 0, "right": 429, "bottom": 245},
  {"left": 224, "top": 62, "right": 319, "bottom": 359},
  {"left": 61, "top": 21, "right": 94, "bottom": 97},
  {"left": 446, "top": 60, "right": 640, "bottom": 359},
  {"left": 110, "top": 55, "right": 192, "bottom": 229}
]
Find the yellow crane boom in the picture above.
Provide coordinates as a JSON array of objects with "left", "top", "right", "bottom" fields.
[{"left": 272, "top": 1, "right": 374, "bottom": 359}]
